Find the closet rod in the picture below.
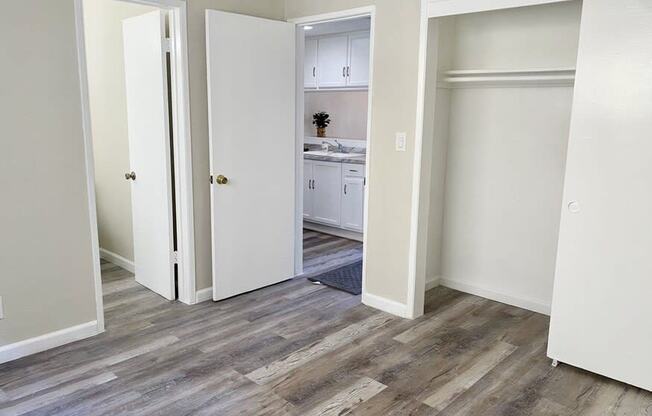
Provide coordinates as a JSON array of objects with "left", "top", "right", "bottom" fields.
[{"left": 438, "top": 68, "right": 575, "bottom": 88}]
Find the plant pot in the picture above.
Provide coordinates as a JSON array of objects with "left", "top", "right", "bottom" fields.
[{"left": 316, "top": 127, "right": 326, "bottom": 138}]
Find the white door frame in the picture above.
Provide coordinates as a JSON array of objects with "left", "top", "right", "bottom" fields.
[
  {"left": 289, "top": 6, "right": 376, "bottom": 293},
  {"left": 73, "top": 0, "right": 197, "bottom": 333}
]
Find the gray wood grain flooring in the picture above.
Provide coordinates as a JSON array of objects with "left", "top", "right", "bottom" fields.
[
  {"left": 0, "top": 231, "right": 650, "bottom": 415},
  {"left": 302, "top": 230, "right": 362, "bottom": 278}
]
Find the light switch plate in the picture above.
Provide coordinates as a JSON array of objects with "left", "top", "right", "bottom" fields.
[{"left": 395, "top": 132, "right": 407, "bottom": 152}]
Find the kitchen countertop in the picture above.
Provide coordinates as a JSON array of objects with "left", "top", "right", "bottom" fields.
[{"left": 303, "top": 152, "right": 366, "bottom": 164}]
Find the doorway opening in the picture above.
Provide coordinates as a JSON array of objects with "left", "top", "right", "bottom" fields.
[
  {"left": 76, "top": 0, "right": 196, "bottom": 332},
  {"left": 294, "top": 12, "right": 374, "bottom": 297}
]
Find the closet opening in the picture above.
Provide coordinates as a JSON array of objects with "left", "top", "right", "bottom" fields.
[{"left": 421, "top": 0, "right": 583, "bottom": 316}]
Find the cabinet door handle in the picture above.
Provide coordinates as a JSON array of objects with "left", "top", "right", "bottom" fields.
[
  {"left": 312, "top": 179, "right": 316, "bottom": 190},
  {"left": 308, "top": 179, "right": 312, "bottom": 190},
  {"left": 343, "top": 66, "right": 346, "bottom": 77},
  {"left": 312, "top": 66, "right": 316, "bottom": 77},
  {"left": 344, "top": 184, "right": 347, "bottom": 194},
  {"left": 347, "top": 66, "right": 350, "bottom": 77}
]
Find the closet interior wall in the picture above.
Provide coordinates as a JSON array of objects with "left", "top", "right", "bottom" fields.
[{"left": 424, "top": 1, "right": 582, "bottom": 314}]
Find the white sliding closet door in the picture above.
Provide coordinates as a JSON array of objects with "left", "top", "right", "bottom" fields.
[{"left": 548, "top": 0, "right": 652, "bottom": 391}]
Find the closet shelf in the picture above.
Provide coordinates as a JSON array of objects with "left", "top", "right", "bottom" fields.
[{"left": 437, "top": 68, "right": 576, "bottom": 88}]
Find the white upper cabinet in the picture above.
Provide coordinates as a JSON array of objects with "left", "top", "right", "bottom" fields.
[
  {"left": 304, "top": 38, "right": 318, "bottom": 89},
  {"left": 347, "top": 32, "right": 370, "bottom": 87},
  {"left": 317, "top": 35, "right": 349, "bottom": 88},
  {"left": 307, "top": 31, "right": 370, "bottom": 89}
]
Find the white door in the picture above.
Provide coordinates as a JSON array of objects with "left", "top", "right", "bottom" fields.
[
  {"left": 304, "top": 38, "right": 318, "bottom": 89},
  {"left": 317, "top": 35, "right": 348, "bottom": 88},
  {"left": 547, "top": 0, "right": 652, "bottom": 391},
  {"left": 206, "top": 10, "right": 296, "bottom": 301},
  {"left": 303, "top": 160, "right": 314, "bottom": 219},
  {"left": 122, "top": 10, "right": 175, "bottom": 300},
  {"left": 347, "top": 32, "right": 370, "bottom": 87},
  {"left": 312, "top": 161, "right": 341, "bottom": 226},
  {"left": 341, "top": 175, "right": 364, "bottom": 232}
]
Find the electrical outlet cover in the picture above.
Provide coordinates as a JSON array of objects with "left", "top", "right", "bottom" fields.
[{"left": 395, "top": 132, "right": 407, "bottom": 152}]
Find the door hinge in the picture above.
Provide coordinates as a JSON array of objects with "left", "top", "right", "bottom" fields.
[
  {"left": 164, "top": 38, "right": 172, "bottom": 53},
  {"left": 210, "top": 175, "right": 214, "bottom": 184},
  {"left": 172, "top": 251, "right": 179, "bottom": 264}
]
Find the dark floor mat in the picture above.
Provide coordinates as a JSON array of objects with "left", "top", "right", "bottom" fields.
[{"left": 308, "top": 261, "right": 362, "bottom": 295}]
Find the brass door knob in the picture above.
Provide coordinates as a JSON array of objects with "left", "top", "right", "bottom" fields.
[
  {"left": 125, "top": 171, "right": 136, "bottom": 181},
  {"left": 215, "top": 174, "right": 228, "bottom": 185}
]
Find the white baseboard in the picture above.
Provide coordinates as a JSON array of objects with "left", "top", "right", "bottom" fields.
[
  {"left": 438, "top": 277, "right": 551, "bottom": 315},
  {"left": 425, "top": 276, "right": 440, "bottom": 291},
  {"left": 196, "top": 287, "right": 213, "bottom": 303},
  {"left": 99, "top": 248, "right": 135, "bottom": 273},
  {"left": 303, "top": 222, "right": 363, "bottom": 242},
  {"left": 0, "top": 321, "right": 99, "bottom": 364},
  {"left": 362, "top": 292, "right": 410, "bottom": 318}
]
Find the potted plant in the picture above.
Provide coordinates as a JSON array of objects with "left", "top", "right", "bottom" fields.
[{"left": 312, "top": 111, "right": 331, "bottom": 138}]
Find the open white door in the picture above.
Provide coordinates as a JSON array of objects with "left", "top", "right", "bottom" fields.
[
  {"left": 123, "top": 10, "right": 175, "bottom": 300},
  {"left": 206, "top": 10, "right": 295, "bottom": 301}
]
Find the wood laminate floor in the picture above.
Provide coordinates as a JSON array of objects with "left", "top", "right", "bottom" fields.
[
  {"left": 302, "top": 230, "right": 363, "bottom": 278},
  {"left": 1, "top": 233, "right": 650, "bottom": 415}
]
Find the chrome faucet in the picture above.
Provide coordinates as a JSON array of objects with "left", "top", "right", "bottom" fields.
[{"left": 322, "top": 139, "right": 345, "bottom": 153}]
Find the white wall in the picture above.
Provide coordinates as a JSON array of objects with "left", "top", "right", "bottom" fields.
[
  {"left": 304, "top": 91, "right": 368, "bottom": 140},
  {"left": 450, "top": 0, "right": 582, "bottom": 70},
  {"left": 83, "top": 0, "right": 158, "bottom": 262},
  {"left": 0, "top": 0, "right": 98, "bottom": 346},
  {"left": 424, "top": 16, "right": 454, "bottom": 283},
  {"left": 440, "top": 87, "right": 574, "bottom": 313},
  {"left": 426, "top": 1, "right": 582, "bottom": 314}
]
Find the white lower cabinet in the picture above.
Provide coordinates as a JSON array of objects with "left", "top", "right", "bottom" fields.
[
  {"left": 304, "top": 160, "right": 341, "bottom": 226},
  {"left": 304, "top": 159, "right": 365, "bottom": 233},
  {"left": 341, "top": 163, "right": 365, "bottom": 232}
]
